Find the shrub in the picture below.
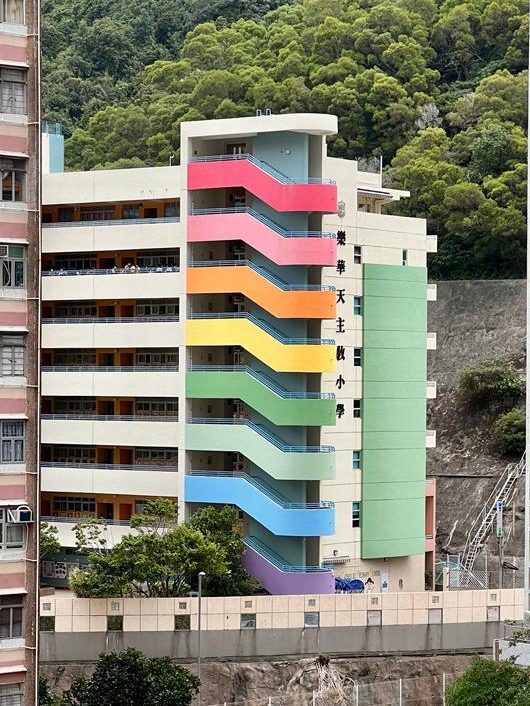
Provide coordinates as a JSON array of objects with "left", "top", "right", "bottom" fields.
[
  {"left": 458, "top": 358, "right": 524, "bottom": 406},
  {"left": 494, "top": 408, "right": 525, "bottom": 455}
]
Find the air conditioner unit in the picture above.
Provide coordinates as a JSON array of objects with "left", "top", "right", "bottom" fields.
[
  {"left": 0, "top": 245, "right": 8, "bottom": 257},
  {"left": 8, "top": 505, "right": 33, "bottom": 523}
]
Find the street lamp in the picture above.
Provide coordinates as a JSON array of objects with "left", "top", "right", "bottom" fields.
[{"left": 197, "top": 571, "right": 206, "bottom": 705}]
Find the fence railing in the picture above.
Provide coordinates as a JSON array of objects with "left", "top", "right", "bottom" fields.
[
  {"left": 43, "top": 266, "right": 179, "bottom": 276},
  {"left": 42, "top": 316, "right": 179, "bottom": 324},
  {"left": 42, "top": 365, "right": 179, "bottom": 372},
  {"left": 42, "top": 217, "right": 180, "bottom": 228},
  {"left": 41, "top": 414, "right": 178, "bottom": 422},
  {"left": 42, "top": 461, "right": 178, "bottom": 473},
  {"left": 243, "top": 535, "right": 330, "bottom": 574}
]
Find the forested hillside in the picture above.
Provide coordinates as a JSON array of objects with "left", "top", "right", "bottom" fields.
[{"left": 42, "top": 0, "right": 528, "bottom": 279}]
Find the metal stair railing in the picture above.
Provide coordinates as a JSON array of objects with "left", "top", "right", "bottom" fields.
[
  {"left": 189, "top": 206, "right": 335, "bottom": 239},
  {"left": 188, "top": 259, "right": 334, "bottom": 292},
  {"left": 462, "top": 452, "right": 526, "bottom": 576},
  {"left": 243, "top": 535, "right": 330, "bottom": 573}
]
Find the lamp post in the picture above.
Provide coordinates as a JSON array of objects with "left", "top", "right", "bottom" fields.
[{"left": 197, "top": 571, "right": 206, "bottom": 705}]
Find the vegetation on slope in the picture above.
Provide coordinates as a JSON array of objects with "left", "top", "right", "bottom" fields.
[{"left": 42, "top": 0, "right": 528, "bottom": 279}]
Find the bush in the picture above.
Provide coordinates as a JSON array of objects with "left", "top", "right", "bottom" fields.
[
  {"left": 446, "top": 656, "right": 530, "bottom": 705},
  {"left": 494, "top": 408, "right": 525, "bottom": 455},
  {"left": 459, "top": 358, "right": 524, "bottom": 406}
]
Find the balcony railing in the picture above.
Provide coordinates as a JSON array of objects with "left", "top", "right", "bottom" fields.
[
  {"left": 42, "top": 365, "right": 179, "bottom": 372},
  {"left": 188, "top": 312, "right": 334, "bottom": 345},
  {"left": 42, "top": 316, "right": 179, "bottom": 324},
  {"left": 41, "top": 515, "right": 131, "bottom": 526},
  {"left": 189, "top": 206, "right": 335, "bottom": 239},
  {"left": 188, "top": 470, "right": 333, "bottom": 509},
  {"left": 244, "top": 535, "right": 329, "bottom": 573},
  {"left": 43, "top": 266, "right": 179, "bottom": 276},
  {"left": 188, "top": 365, "right": 334, "bottom": 400},
  {"left": 190, "top": 153, "right": 335, "bottom": 186},
  {"left": 42, "top": 461, "right": 177, "bottom": 472},
  {"left": 42, "top": 216, "right": 180, "bottom": 228},
  {"left": 42, "top": 414, "right": 178, "bottom": 422},
  {"left": 188, "top": 417, "right": 334, "bottom": 453},
  {"left": 188, "top": 259, "right": 334, "bottom": 292}
]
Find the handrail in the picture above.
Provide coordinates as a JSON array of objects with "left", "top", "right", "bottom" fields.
[
  {"left": 42, "top": 316, "right": 179, "bottom": 324},
  {"left": 190, "top": 153, "right": 336, "bottom": 186},
  {"left": 188, "top": 312, "right": 334, "bottom": 346},
  {"left": 188, "top": 470, "right": 333, "bottom": 509},
  {"left": 42, "top": 515, "right": 131, "bottom": 526},
  {"left": 43, "top": 266, "right": 180, "bottom": 276},
  {"left": 189, "top": 206, "right": 335, "bottom": 239},
  {"left": 42, "top": 216, "right": 180, "bottom": 229},
  {"left": 188, "top": 260, "right": 334, "bottom": 292},
  {"left": 42, "top": 461, "right": 178, "bottom": 472},
  {"left": 188, "top": 365, "right": 334, "bottom": 400},
  {"left": 187, "top": 417, "right": 334, "bottom": 453},
  {"left": 42, "top": 365, "right": 179, "bottom": 372},
  {"left": 243, "top": 535, "right": 330, "bottom": 573},
  {"left": 41, "top": 414, "right": 178, "bottom": 422}
]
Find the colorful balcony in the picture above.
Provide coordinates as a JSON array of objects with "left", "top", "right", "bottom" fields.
[
  {"left": 188, "top": 154, "right": 337, "bottom": 213},
  {"left": 187, "top": 261, "right": 335, "bottom": 319},
  {"left": 185, "top": 471, "right": 334, "bottom": 536},
  {"left": 186, "top": 367, "right": 335, "bottom": 427},
  {"left": 186, "top": 313, "right": 335, "bottom": 373},
  {"left": 186, "top": 418, "right": 335, "bottom": 481},
  {"left": 243, "top": 536, "right": 335, "bottom": 595},
  {"left": 187, "top": 208, "right": 336, "bottom": 266}
]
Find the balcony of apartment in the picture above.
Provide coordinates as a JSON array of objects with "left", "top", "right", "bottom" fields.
[
  {"left": 425, "top": 478, "right": 436, "bottom": 553},
  {"left": 41, "top": 397, "right": 181, "bottom": 448},
  {"left": 186, "top": 471, "right": 334, "bottom": 537},
  {"left": 41, "top": 299, "right": 182, "bottom": 349},
  {"left": 188, "top": 153, "right": 337, "bottom": 213},
  {"left": 187, "top": 260, "right": 335, "bottom": 319},
  {"left": 41, "top": 199, "right": 181, "bottom": 254},
  {"left": 186, "top": 416, "right": 335, "bottom": 481},
  {"left": 41, "top": 347, "right": 180, "bottom": 398},
  {"left": 41, "top": 249, "right": 182, "bottom": 301}
]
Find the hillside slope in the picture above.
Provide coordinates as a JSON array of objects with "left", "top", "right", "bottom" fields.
[{"left": 428, "top": 279, "right": 526, "bottom": 569}]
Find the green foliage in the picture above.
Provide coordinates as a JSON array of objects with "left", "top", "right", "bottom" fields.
[
  {"left": 40, "top": 521, "right": 60, "bottom": 559},
  {"left": 458, "top": 358, "right": 524, "bottom": 406},
  {"left": 59, "top": 648, "right": 199, "bottom": 706},
  {"left": 446, "top": 656, "right": 530, "bottom": 706},
  {"left": 69, "top": 502, "right": 258, "bottom": 598},
  {"left": 43, "top": 0, "right": 528, "bottom": 278},
  {"left": 494, "top": 407, "right": 525, "bottom": 455}
]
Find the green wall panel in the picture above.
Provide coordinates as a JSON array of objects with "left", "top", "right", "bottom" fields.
[{"left": 361, "top": 264, "right": 427, "bottom": 559}]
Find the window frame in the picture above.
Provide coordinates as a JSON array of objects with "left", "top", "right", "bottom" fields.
[
  {"left": 0, "top": 0, "right": 24, "bottom": 24},
  {"left": 352, "top": 501, "right": 361, "bottom": 528},
  {"left": 353, "top": 348, "right": 362, "bottom": 367},
  {"left": 0, "top": 508, "right": 25, "bottom": 550},
  {"left": 0, "top": 334, "right": 24, "bottom": 376},
  {"left": 352, "top": 450, "right": 361, "bottom": 469},
  {"left": 353, "top": 245, "right": 362, "bottom": 265},
  {"left": 0, "top": 595, "right": 23, "bottom": 639},
  {"left": 0, "top": 420, "right": 24, "bottom": 462},
  {"left": 0, "top": 159, "right": 26, "bottom": 202},
  {"left": 353, "top": 400, "right": 361, "bottom": 419},
  {"left": 353, "top": 296, "right": 362, "bottom": 316},
  {"left": 0, "top": 67, "right": 26, "bottom": 115},
  {"left": 0, "top": 682, "right": 23, "bottom": 706}
]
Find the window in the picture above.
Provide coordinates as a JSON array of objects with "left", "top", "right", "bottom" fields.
[
  {"left": 1, "top": 421, "right": 23, "bottom": 462},
  {"left": 0, "top": 683, "right": 23, "bottom": 706},
  {"left": 135, "top": 398, "right": 178, "bottom": 417},
  {"left": 402, "top": 249, "right": 408, "bottom": 266},
  {"left": 107, "top": 616, "right": 123, "bottom": 631},
  {"left": 240, "top": 613, "right": 256, "bottom": 629},
  {"left": 51, "top": 446, "right": 95, "bottom": 464},
  {"left": 134, "top": 500, "right": 148, "bottom": 515},
  {"left": 55, "top": 301, "right": 96, "bottom": 318},
  {"left": 58, "top": 207, "right": 73, "bottom": 223},
  {"left": 122, "top": 204, "right": 140, "bottom": 220},
  {"left": 353, "top": 296, "right": 362, "bottom": 316},
  {"left": 0, "top": 0, "right": 24, "bottom": 24},
  {"left": 175, "top": 615, "right": 190, "bottom": 630},
  {"left": 1, "top": 159, "right": 25, "bottom": 202},
  {"left": 53, "top": 350, "right": 96, "bottom": 366},
  {"left": 0, "top": 509, "right": 24, "bottom": 549},
  {"left": 136, "top": 299, "right": 179, "bottom": 317},
  {"left": 164, "top": 202, "right": 179, "bottom": 218},
  {"left": 135, "top": 448, "right": 178, "bottom": 466},
  {"left": 54, "top": 254, "right": 96, "bottom": 271},
  {"left": 304, "top": 612, "right": 319, "bottom": 628},
  {"left": 353, "top": 245, "right": 362, "bottom": 265},
  {"left": 0, "top": 334, "right": 24, "bottom": 375},
  {"left": 367, "top": 610, "right": 381, "bottom": 626},
  {"left": 0, "top": 596, "right": 22, "bottom": 638},
  {"left": 52, "top": 496, "right": 96, "bottom": 514},
  {"left": 0, "top": 68, "right": 26, "bottom": 114},
  {"left": 79, "top": 205, "right": 115, "bottom": 222},
  {"left": 39, "top": 616, "right": 55, "bottom": 632},
  {"left": 136, "top": 251, "right": 179, "bottom": 268},
  {"left": 353, "top": 348, "right": 362, "bottom": 367},
  {"left": 134, "top": 349, "right": 178, "bottom": 367},
  {"left": 353, "top": 400, "right": 361, "bottom": 418},
  {"left": 352, "top": 501, "right": 360, "bottom": 528},
  {"left": 352, "top": 451, "right": 361, "bottom": 469},
  {"left": 53, "top": 398, "right": 96, "bottom": 415},
  {"left": 178, "top": 601, "right": 187, "bottom": 610},
  {"left": 1, "top": 245, "right": 25, "bottom": 288}
]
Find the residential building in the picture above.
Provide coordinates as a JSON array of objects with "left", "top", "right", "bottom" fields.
[
  {"left": 41, "top": 113, "right": 436, "bottom": 596},
  {"left": 0, "top": 0, "right": 40, "bottom": 703}
]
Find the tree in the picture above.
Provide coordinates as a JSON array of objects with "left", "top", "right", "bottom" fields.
[
  {"left": 60, "top": 648, "right": 199, "bottom": 706},
  {"left": 446, "top": 656, "right": 530, "bottom": 706},
  {"left": 494, "top": 408, "right": 525, "bottom": 455},
  {"left": 40, "top": 522, "right": 60, "bottom": 559}
]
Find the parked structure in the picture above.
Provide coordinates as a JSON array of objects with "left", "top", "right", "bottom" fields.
[
  {"left": 41, "top": 113, "right": 436, "bottom": 595},
  {"left": 0, "top": 1, "right": 40, "bottom": 704}
]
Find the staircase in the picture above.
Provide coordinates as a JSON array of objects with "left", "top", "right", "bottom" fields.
[{"left": 462, "top": 453, "right": 526, "bottom": 576}]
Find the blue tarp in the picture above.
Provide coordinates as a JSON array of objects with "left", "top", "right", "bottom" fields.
[{"left": 335, "top": 577, "right": 365, "bottom": 593}]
